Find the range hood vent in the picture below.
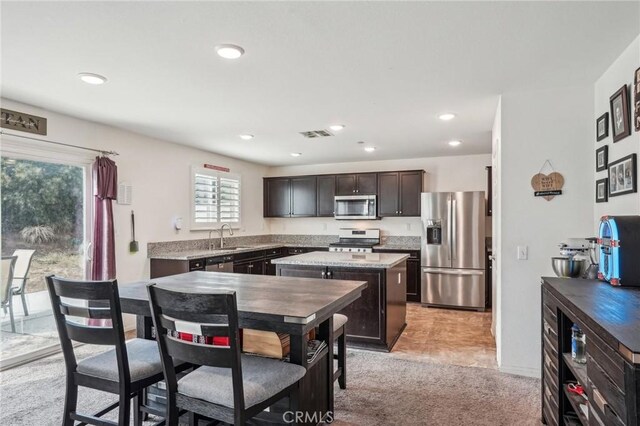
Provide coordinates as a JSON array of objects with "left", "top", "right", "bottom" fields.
[{"left": 299, "top": 129, "right": 334, "bottom": 138}]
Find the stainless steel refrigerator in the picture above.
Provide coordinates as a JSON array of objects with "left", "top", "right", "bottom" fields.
[{"left": 421, "top": 192, "right": 486, "bottom": 310}]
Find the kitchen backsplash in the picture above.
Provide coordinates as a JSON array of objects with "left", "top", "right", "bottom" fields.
[{"left": 147, "top": 233, "right": 421, "bottom": 255}]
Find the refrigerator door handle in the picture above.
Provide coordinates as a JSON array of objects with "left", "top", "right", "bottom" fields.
[
  {"left": 422, "top": 268, "right": 484, "bottom": 276},
  {"left": 447, "top": 197, "right": 453, "bottom": 260},
  {"left": 451, "top": 199, "right": 457, "bottom": 260}
]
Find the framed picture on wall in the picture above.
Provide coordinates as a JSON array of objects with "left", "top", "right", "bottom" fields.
[
  {"left": 608, "top": 153, "right": 637, "bottom": 197},
  {"left": 596, "top": 145, "right": 608, "bottom": 172},
  {"left": 610, "top": 85, "right": 631, "bottom": 142},
  {"left": 634, "top": 67, "right": 640, "bottom": 132},
  {"left": 596, "top": 112, "right": 609, "bottom": 141},
  {"left": 596, "top": 178, "right": 608, "bottom": 203}
]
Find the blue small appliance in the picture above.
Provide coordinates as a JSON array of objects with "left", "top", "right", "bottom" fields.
[{"left": 598, "top": 215, "right": 640, "bottom": 286}]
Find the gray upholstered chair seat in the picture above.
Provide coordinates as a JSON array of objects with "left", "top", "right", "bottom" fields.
[
  {"left": 77, "top": 338, "right": 163, "bottom": 382},
  {"left": 178, "top": 354, "right": 306, "bottom": 409},
  {"left": 333, "top": 313, "right": 348, "bottom": 331}
]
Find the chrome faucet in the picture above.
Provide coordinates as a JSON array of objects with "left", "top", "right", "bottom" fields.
[{"left": 219, "top": 223, "right": 234, "bottom": 249}]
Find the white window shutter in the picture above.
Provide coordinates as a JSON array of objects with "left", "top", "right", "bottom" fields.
[{"left": 191, "top": 167, "right": 241, "bottom": 229}]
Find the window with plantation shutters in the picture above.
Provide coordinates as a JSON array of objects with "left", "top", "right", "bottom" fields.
[{"left": 191, "top": 167, "right": 241, "bottom": 229}]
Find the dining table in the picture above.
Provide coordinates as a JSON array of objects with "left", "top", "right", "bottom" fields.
[{"left": 118, "top": 270, "right": 367, "bottom": 425}]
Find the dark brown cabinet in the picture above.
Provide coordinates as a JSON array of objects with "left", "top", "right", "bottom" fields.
[
  {"left": 377, "top": 171, "right": 423, "bottom": 217},
  {"left": 316, "top": 175, "right": 336, "bottom": 217},
  {"left": 373, "top": 248, "right": 421, "bottom": 302},
  {"left": 263, "top": 176, "right": 317, "bottom": 217},
  {"left": 542, "top": 278, "right": 640, "bottom": 426},
  {"left": 264, "top": 178, "right": 291, "bottom": 217},
  {"left": 335, "top": 173, "right": 377, "bottom": 195},
  {"left": 233, "top": 259, "right": 264, "bottom": 275},
  {"left": 276, "top": 262, "right": 407, "bottom": 351}
]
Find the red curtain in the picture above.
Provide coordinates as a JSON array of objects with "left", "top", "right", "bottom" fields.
[{"left": 91, "top": 156, "right": 117, "bottom": 280}]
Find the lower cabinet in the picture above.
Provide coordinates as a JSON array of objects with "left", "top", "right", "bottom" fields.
[
  {"left": 276, "top": 263, "right": 407, "bottom": 351},
  {"left": 373, "top": 248, "right": 421, "bottom": 303},
  {"left": 233, "top": 259, "right": 264, "bottom": 275}
]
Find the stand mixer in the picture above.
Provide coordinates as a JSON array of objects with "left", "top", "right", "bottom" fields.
[{"left": 553, "top": 238, "right": 598, "bottom": 279}]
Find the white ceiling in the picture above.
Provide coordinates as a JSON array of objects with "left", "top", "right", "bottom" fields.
[{"left": 2, "top": 2, "right": 639, "bottom": 166}]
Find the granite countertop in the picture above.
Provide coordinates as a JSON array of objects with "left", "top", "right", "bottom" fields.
[
  {"left": 150, "top": 244, "right": 288, "bottom": 260},
  {"left": 271, "top": 252, "right": 409, "bottom": 269}
]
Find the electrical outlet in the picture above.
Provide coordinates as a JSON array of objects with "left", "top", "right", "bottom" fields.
[{"left": 517, "top": 246, "right": 528, "bottom": 260}]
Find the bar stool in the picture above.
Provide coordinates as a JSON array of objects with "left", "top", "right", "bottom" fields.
[{"left": 333, "top": 313, "right": 348, "bottom": 389}]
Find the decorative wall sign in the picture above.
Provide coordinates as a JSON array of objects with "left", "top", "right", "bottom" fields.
[
  {"left": 596, "top": 145, "right": 608, "bottom": 172},
  {"left": 0, "top": 109, "right": 47, "bottom": 135},
  {"left": 608, "top": 153, "right": 637, "bottom": 197},
  {"left": 596, "top": 112, "right": 609, "bottom": 141},
  {"left": 531, "top": 160, "right": 564, "bottom": 201},
  {"left": 204, "top": 164, "right": 230, "bottom": 172},
  {"left": 596, "top": 178, "right": 608, "bottom": 203},
  {"left": 610, "top": 85, "right": 631, "bottom": 142},
  {"left": 634, "top": 67, "right": 640, "bottom": 132}
]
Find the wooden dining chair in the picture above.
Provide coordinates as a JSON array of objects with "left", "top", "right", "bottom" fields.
[
  {"left": 333, "top": 314, "right": 348, "bottom": 389},
  {"left": 47, "top": 275, "right": 169, "bottom": 426},
  {"left": 147, "top": 284, "right": 307, "bottom": 426},
  {"left": 1, "top": 256, "right": 17, "bottom": 333},
  {"left": 11, "top": 249, "right": 35, "bottom": 316}
]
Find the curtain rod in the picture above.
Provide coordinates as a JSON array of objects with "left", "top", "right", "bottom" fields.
[{"left": 0, "top": 130, "right": 119, "bottom": 156}]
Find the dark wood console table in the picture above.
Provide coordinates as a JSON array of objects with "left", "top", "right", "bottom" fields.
[{"left": 541, "top": 277, "right": 640, "bottom": 426}]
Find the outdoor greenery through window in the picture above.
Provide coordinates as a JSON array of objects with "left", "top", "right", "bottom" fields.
[
  {"left": 192, "top": 167, "right": 241, "bottom": 229},
  {"left": 1, "top": 157, "right": 85, "bottom": 293}
]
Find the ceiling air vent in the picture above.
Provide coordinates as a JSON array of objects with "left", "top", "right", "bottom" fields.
[{"left": 299, "top": 129, "right": 334, "bottom": 138}]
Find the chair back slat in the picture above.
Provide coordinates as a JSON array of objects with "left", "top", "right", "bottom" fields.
[
  {"left": 65, "top": 321, "right": 117, "bottom": 345},
  {"left": 1, "top": 257, "right": 16, "bottom": 305},
  {"left": 60, "top": 302, "right": 112, "bottom": 319},
  {"left": 163, "top": 335, "right": 233, "bottom": 367},
  {"left": 52, "top": 276, "right": 114, "bottom": 301},
  {"left": 159, "top": 314, "right": 231, "bottom": 337},
  {"left": 152, "top": 284, "right": 231, "bottom": 315}
]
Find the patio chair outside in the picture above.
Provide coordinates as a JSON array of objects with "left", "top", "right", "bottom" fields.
[
  {"left": 11, "top": 249, "right": 35, "bottom": 316},
  {"left": 2, "top": 256, "right": 18, "bottom": 333}
]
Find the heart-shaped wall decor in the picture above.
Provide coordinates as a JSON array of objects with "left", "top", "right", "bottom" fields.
[{"left": 531, "top": 172, "right": 565, "bottom": 201}]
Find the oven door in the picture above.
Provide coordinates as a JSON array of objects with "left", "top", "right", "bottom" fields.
[{"left": 334, "top": 195, "right": 378, "bottom": 220}]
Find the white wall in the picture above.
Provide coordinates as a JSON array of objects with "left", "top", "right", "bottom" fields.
[
  {"left": 1, "top": 99, "right": 270, "bottom": 285},
  {"left": 498, "top": 86, "right": 593, "bottom": 377},
  {"left": 266, "top": 154, "right": 491, "bottom": 237},
  {"left": 594, "top": 35, "right": 640, "bottom": 223}
]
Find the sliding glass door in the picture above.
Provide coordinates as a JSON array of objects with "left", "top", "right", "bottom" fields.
[{"left": 0, "top": 154, "right": 92, "bottom": 369}]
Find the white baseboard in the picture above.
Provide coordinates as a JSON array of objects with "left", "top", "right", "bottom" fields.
[{"left": 499, "top": 364, "right": 540, "bottom": 378}]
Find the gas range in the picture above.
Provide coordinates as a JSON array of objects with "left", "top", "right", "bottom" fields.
[{"left": 328, "top": 229, "right": 380, "bottom": 254}]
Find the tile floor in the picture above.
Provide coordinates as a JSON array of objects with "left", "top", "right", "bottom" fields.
[{"left": 391, "top": 303, "right": 497, "bottom": 369}]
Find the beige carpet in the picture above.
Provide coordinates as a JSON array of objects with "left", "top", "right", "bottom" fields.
[{"left": 0, "top": 345, "right": 540, "bottom": 425}]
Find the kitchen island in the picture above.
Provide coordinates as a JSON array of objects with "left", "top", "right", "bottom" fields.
[{"left": 273, "top": 251, "right": 409, "bottom": 351}]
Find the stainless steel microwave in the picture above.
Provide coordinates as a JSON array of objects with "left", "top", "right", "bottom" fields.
[{"left": 334, "top": 195, "right": 378, "bottom": 220}]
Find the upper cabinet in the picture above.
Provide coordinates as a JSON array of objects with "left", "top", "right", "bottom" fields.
[
  {"left": 377, "top": 171, "right": 423, "bottom": 217},
  {"left": 264, "top": 176, "right": 317, "bottom": 217},
  {"left": 316, "top": 175, "right": 336, "bottom": 217},
  {"left": 335, "top": 173, "right": 377, "bottom": 195},
  {"left": 264, "top": 170, "right": 423, "bottom": 218}
]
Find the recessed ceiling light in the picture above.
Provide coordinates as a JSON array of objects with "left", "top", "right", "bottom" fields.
[
  {"left": 78, "top": 73, "right": 107, "bottom": 85},
  {"left": 438, "top": 113, "right": 456, "bottom": 121},
  {"left": 290, "top": 152, "right": 302, "bottom": 157},
  {"left": 215, "top": 44, "right": 245, "bottom": 59},
  {"left": 239, "top": 134, "right": 254, "bottom": 140},
  {"left": 329, "top": 124, "right": 345, "bottom": 131},
  {"left": 364, "top": 147, "right": 376, "bottom": 152},
  {"left": 448, "top": 140, "right": 462, "bottom": 147}
]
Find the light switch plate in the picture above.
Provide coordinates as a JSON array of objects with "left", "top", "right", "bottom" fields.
[{"left": 517, "top": 246, "right": 528, "bottom": 260}]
